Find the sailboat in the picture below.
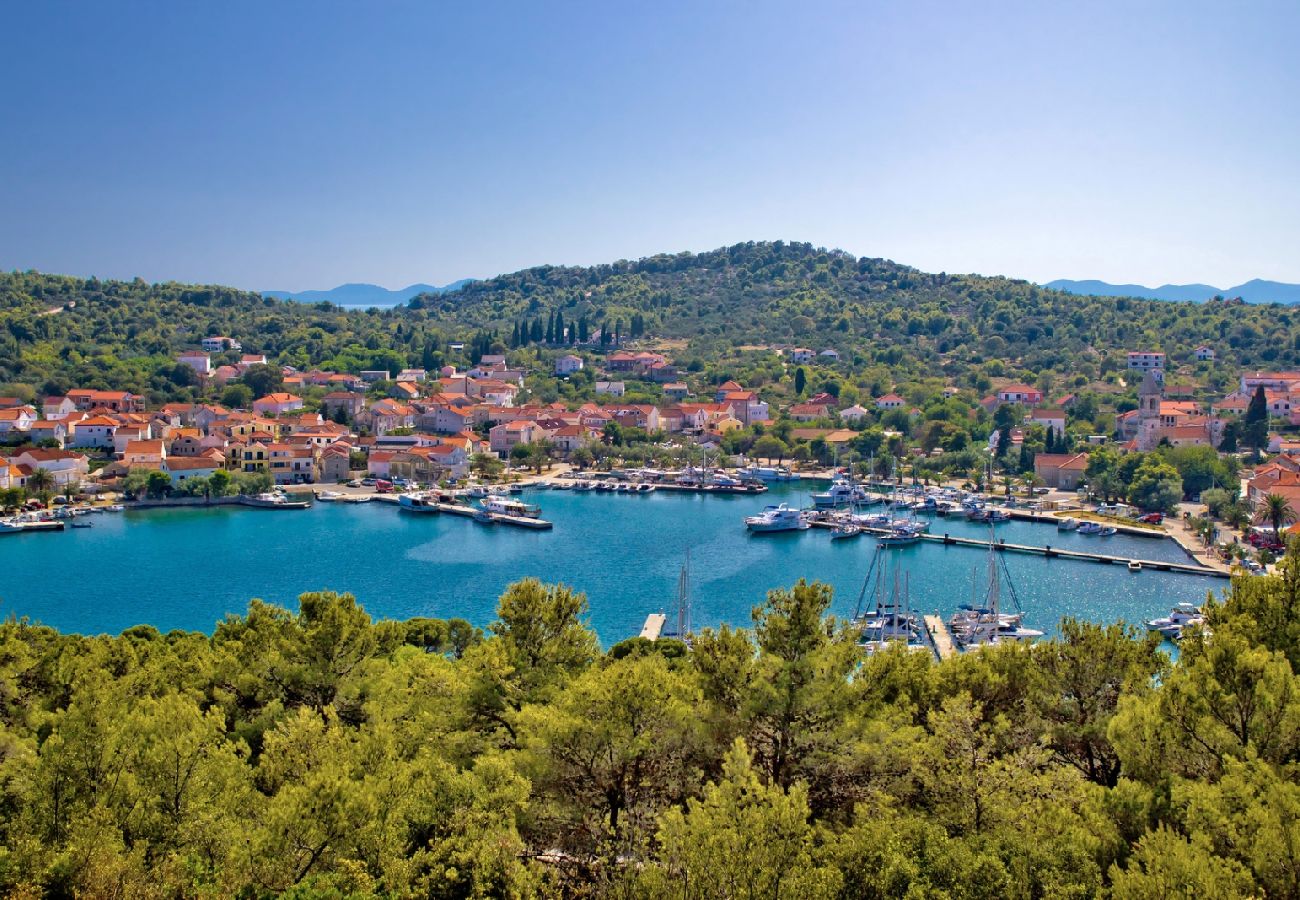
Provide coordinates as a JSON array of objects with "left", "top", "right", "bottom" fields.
[
  {"left": 949, "top": 525, "right": 1043, "bottom": 648},
  {"left": 660, "top": 549, "right": 693, "bottom": 645},
  {"left": 852, "top": 546, "right": 928, "bottom": 654}
]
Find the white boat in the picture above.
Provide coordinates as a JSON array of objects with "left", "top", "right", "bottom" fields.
[
  {"left": 812, "top": 479, "right": 870, "bottom": 508},
  {"left": 635, "top": 483, "right": 655, "bottom": 493},
  {"left": 240, "top": 492, "right": 311, "bottom": 509},
  {"left": 950, "top": 528, "right": 1043, "bottom": 648},
  {"left": 1077, "top": 521, "right": 1102, "bottom": 535},
  {"left": 466, "top": 486, "right": 490, "bottom": 498},
  {"left": 1098, "top": 526, "right": 1118, "bottom": 536},
  {"left": 830, "top": 523, "right": 862, "bottom": 540},
  {"left": 1057, "top": 517, "right": 1079, "bottom": 531},
  {"left": 852, "top": 550, "right": 928, "bottom": 654},
  {"left": 1128, "top": 561, "right": 1142, "bottom": 572},
  {"left": 1146, "top": 603, "right": 1204, "bottom": 640},
  {"left": 398, "top": 492, "right": 441, "bottom": 513},
  {"left": 316, "top": 490, "right": 343, "bottom": 502},
  {"left": 480, "top": 495, "right": 542, "bottom": 518},
  {"left": 744, "top": 503, "right": 809, "bottom": 533}
]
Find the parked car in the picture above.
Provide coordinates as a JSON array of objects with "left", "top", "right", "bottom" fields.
[{"left": 1138, "top": 512, "right": 1164, "bottom": 524}]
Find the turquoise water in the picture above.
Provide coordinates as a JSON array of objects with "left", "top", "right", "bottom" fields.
[{"left": 0, "top": 484, "right": 1221, "bottom": 642}]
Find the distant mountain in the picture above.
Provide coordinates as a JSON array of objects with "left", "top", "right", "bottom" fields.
[
  {"left": 263, "top": 280, "right": 473, "bottom": 308},
  {"left": 1046, "top": 278, "right": 1300, "bottom": 305}
]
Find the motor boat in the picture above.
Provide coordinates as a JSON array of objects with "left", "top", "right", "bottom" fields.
[
  {"left": 1146, "top": 603, "right": 1204, "bottom": 641},
  {"left": 480, "top": 494, "right": 542, "bottom": 518},
  {"left": 744, "top": 503, "right": 809, "bottom": 533},
  {"left": 1057, "top": 517, "right": 1079, "bottom": 531}
]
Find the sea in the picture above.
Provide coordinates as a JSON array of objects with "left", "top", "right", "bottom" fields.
[{"left": 0, "top": 483, "right": 1220, "bottom": 642}]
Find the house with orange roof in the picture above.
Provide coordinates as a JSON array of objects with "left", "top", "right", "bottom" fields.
[
  {"left": 367, "top": 399, "right": 416, "bottom": 436},
  {"left": 875, "top": 393, "right": 905, "bottom": 410},
  {"left": 122, "top": 440, "right": 166, "bottom": 468},
  {"left": 0, "top": 406, "right": 36, "bottom": 435},
  {"left": 1030, "top": 408, "right": 1066, "bottom": 437},
  {"left": 995, "top": 385, "right": 1044, "bottom": 406},
  {"left": 28, "top": 419, "right": 69, "bottom": 447},
  {"left": 69, "top": 415, "right": 120, "bottom": 450},
  {"left": 790, "top": 401, "right": 833, "bottom": 422},
  {"left": 112, "top": 424, "right": 153, "bottom": 457},
  {"left": 489, "top": 419, "right": 543, "bottom": 455},
  {"left": 9, "top": 448, "right": 90, "bottom": 486},
  {"left": 322, "top": 391, "right": 365, "bottom": 421},
  {"left": 162, "top": 456, "right": 222, "bottom": 485},
  {"left": 252, "top": 393, "right": 304, "bottom": 417},
  {"left": 43, "top": 396, "right": 76, "bottom": 419},
  {"left": 177, "top": 350, "right": 211, "bottom": 375},
  {"left": 67, "top": 390, "right": 143, "bottom": 413}
]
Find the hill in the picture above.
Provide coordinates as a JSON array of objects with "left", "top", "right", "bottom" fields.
[
  {"left": 263, "top": 279, "right": 472, "bottom": 307},
  {"left": 3, "top": 242, "right": 1299, "bottom": 405},
  {"left": 1047, "top": 277, "right": 1300, "bottom": 305}
]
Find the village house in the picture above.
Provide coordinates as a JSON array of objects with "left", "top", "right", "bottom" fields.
[
  {"left": 839, "top": 404, "right": 870, "bottom": 423},
  {"left": 177, "top": 350, "right": 211, "bottom": 375},
  {"left": 0, "top": 406, "right": 36, "bottom": 435},
  {"left": 1034, "top": 452, "right": 1089, "bottom": 490},
  {"left": 790, "top": 401, "right": 834, "bottom": 422},
  {"left": 595, "top": 381, "right": 625, "bottom": 397},
  {"left": 1241, "top": 371, "right": 1300, "bottom": 394},
  {"left": 367, "top": 399, "right": 416, "bottom": 436},
  {"left": 237, "top": 354, "right": 268, "bottom": 371},
  {"left": 818, "top": 348, "right": 840, "bottom": 361},
  {"left": 266, "top": 443, "right": 317, "bottom": 484},
  {"left": 112, "top": 424, "right": 152, "bottom": 457},
  {"left": 28, "top": 419, "right": 69, "bottom": 447},
  {"left": 1029, "top": 408, "right": 1066, "bottom": 437},
  {"left": 69, "top": 415, "right": 119, "bottom": 450},
  {"left": 396, "top": 368, "right": 427, "bottom": 382},
  {"left": 790, "top": 348, "right": 814, "bottom": 364},
  {"left": 42, "top": 396, "right": 77, "bottom": 419},
  {"left": 489, "top": 419, "right": 543, "bottom": 456},
  {"left": 67, "top": 390, "right": 143, "bottom": 413},
  {"left": 1127, "top": 351, "right": 1166, "bottom": 376},
  {"left": 360, "top": 369, "right": 390, "bottom": 383},
  {"left": 122, "top": 439, "right": 166, "bottom": 469},
  {"left": 201, "top": 335, "right": 240, "bottom": 352},
  {"left": 390, "top": 380, "right": 420, "bottom": 401},
  {"left": 163, "top": 456, "right": 222, "bottom": 485},
  {"left": 1194, "top": 345, "right": 1215, "bottom": 362},
  {"left": 555, "top": 354, "right": 584, "bottom": 375},
  {"left": 251, "top": 393, "right": 304, "bottom": 417},
  {"left": 875, "top": 393, "right": 905, "bottom": 410},
  {"left": 321, "top": 391, "right": 366, "bottom": 422},
  {"left": 995, "top": 385, "right": 1044, "bottom": 406},
  {"left": 9, "top": 448, "right": 89, "bottom": 487},
  {"left": 318, "top": 443, "right": 353, "bottom": 482},
  {"left": 722, "top": 390, "right": 768, "bottom": 427},
  {"left": 664, "top": 382, "right": 690, "bottom": 401}
]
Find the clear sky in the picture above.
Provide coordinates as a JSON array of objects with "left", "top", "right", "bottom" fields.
[{"left": 2, "top": 1, "right": 1297, "bottom": 290}]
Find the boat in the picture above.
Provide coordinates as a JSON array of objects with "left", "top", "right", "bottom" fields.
[
  {"left": 398, "top": 492, "right": 441, "bottom": 513},
  {"left": 987, "top": 509, "right": 1011, "bottom": 522},
  {"left": 344, "top": 494, "right": 371, "bottom": 503},
  {"left": 479, "top": 495, "right": 542, "bottom": 518},
  {"left": 1077, "top": 521, "right": 1102, "bottom": 535},
  {"left": 635, "top": 483, "right": 655, "bottom": 493},
  {"left": 744, "top": 503, "right": 810, "bottom": 533},
  {"left": 877, "top": 528, "right": 922, "bottom": 546},
  {"left": 1057, "top": 517, "right": 1079, "bottom": 531},
  {"left": 1128, "top": 561, "right": 1142, "bottom": 572},
  {"left": 660, "top": 549, "right": 694, "bottom": 644},
  {"left": 316, "top": 490, "right": 343, "bottom": 502},
  {"left": 507, "top": 484, "right": 523, "bottom": 494},
  {"left": 830, "top": 523, "right": 862, "bottom": 540},
  {"left": 812, "top": 478, "right": 870, "bottom": 508},
  {"left": 1098, "top": 526, "right": 1118, "bottom": 537},
  {"left": 852, "top": 549, "right": 928, "bottom": 654},
  {"left": 70, "top": 520, "right": 93, "bottom": 528},
  {"left": 742, "top": 465, "right": 799, "bottom": 482},
  {"left": 239, "top": 492, "right": 311, "bottom": 509},
  {"left": 949, "top": 527, "right": 1043, "bottom": 648},
  {"left": 1146, "top": 602, "right": 1204, "bottom": 641},
  {"left": 465, "top": 485, "right": 490, "bottom": 498},
  {"left": 473, "top": 509, "right": 495, "bottom": 524}
]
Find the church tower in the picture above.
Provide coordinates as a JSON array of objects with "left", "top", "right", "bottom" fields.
[{"left": 1137, "top": 370, "right": 1163, "bottom": 450}]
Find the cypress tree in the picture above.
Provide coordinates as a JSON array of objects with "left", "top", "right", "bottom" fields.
[
  {"left": 579, "top": 316, "right": 589, "bottom": 343},
  {"left": 531, "top": 318, "right": 543, "bottom": 343},
  {"left": 555, "top": 310, "right": 565, "bottom": 344},
  {"left": 545, "top": 312, "right": 555, "bottom": 344}
]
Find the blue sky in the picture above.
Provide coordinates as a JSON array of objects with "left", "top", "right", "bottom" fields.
[{"left": 1, "top": 1, "right": 1297, "bottom": 290}]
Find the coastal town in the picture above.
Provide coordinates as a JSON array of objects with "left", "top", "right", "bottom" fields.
[{"left": 1, "top": 330, "right": 1297, "bottom": 575}]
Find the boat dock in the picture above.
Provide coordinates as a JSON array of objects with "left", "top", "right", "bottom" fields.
[
  {"left": 0, "top": 520, "right": 65, "bottom": 535},
  {"left": 807, "top": 517, "right": 1226, "bottom": 578},
  {"left": 923, "top": 615, "right": 957, "bottom": 661},
  {"left": 639, "top": 613, "right": 667, "bottom": 640},
  {"left": 408, "top": 501, "right": 553, "bottom": 530}
]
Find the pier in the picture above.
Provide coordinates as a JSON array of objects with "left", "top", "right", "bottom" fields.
[
  {"left": 806, "top": 516, "right": 1227, "bottom": 578},
  {"left": 923, "top": 615, "right": 957, "bottom": 661},
  {"left": 639, "top": 613, "right": 667, "bottom": 640},
  {"left": 401, "top": 500, "right": 553, "bottom": 530}
]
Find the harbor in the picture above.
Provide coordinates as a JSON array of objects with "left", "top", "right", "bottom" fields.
[{"left": 0, "top": 480, "right": 1223, "bottom": 643}]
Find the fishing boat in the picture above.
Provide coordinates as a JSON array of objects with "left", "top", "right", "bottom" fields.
[
  {"left": 480, "top": 494, "right": 542, "bottom": 518},
  {"left": 1146, "top": 602, "right": 1204, "bottom": 640},
  {"left": 1077, "top": 521, "right": 1102, "bottom": 535},
  {"left": 744, "top": 503, "right": 809, "bottom": 533},
  {"left": 239, "top": 492, "right": 311, "bottom": 510}
]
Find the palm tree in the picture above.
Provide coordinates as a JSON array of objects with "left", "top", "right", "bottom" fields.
[
  {"left": 1255, "top": 493, "right": 1297, "bottom": 538},
  {"left": 25, "top": 468, "right": 55, "bottom": 505}
]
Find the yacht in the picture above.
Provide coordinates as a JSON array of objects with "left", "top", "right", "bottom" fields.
[
  {"left": 480, "top": 494, "right": 542, "bottom": 518},
  {"left": 950, "top": 529, "right": 1043, "bottom": 648},
  {"left": 1077, "top": 520, "right": 1102, "bottom": 535},
  {"left": 742, "top": 465, "right": 799, "bottom": 482},
  {"left": 316, "top": 490, "right": 343, "bottom": 502},
  {"left": 812, "top": 478, "right": 870, "bottom": 508},
  {"left": 744, "top": 503, "right": 809, "bottom": 533},
  {"left": 1146, "top": 603, "right": 1204, "bottom": 640},
  {"left": 852, "top": 550, "right": 928, "bottom": 654}
]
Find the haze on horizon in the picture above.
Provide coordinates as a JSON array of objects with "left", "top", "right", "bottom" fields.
[{"left": 1, "top": 1, "right": 1297, "bottom": 292}]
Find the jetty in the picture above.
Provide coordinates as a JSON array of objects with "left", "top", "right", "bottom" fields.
[
  {"left": 403, "top": 500, "right": 553, "bottom": 530},
  {"left": 923, "top": 615, "right": 957, "bottom": 661},
  {"left": 806, "top": 516, "right": 1226, "bottom": 578},
  {"left": 639, "top": 613, "right": 667, "bottom": 640},
  {"left": 0, "top": 520, "right": 65, "bottom": 535}
]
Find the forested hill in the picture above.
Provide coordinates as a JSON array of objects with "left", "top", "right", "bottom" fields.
[
  {"left": 416, "top": 241, "right": 1299, "bottom": 371},
  {"left": 2, "top": 242, "right": 1299, "bottom": 402}
]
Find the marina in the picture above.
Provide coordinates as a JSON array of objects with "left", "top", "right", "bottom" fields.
[{"left": 0, "top": 481, "right": 1224, "bottom": 643}]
